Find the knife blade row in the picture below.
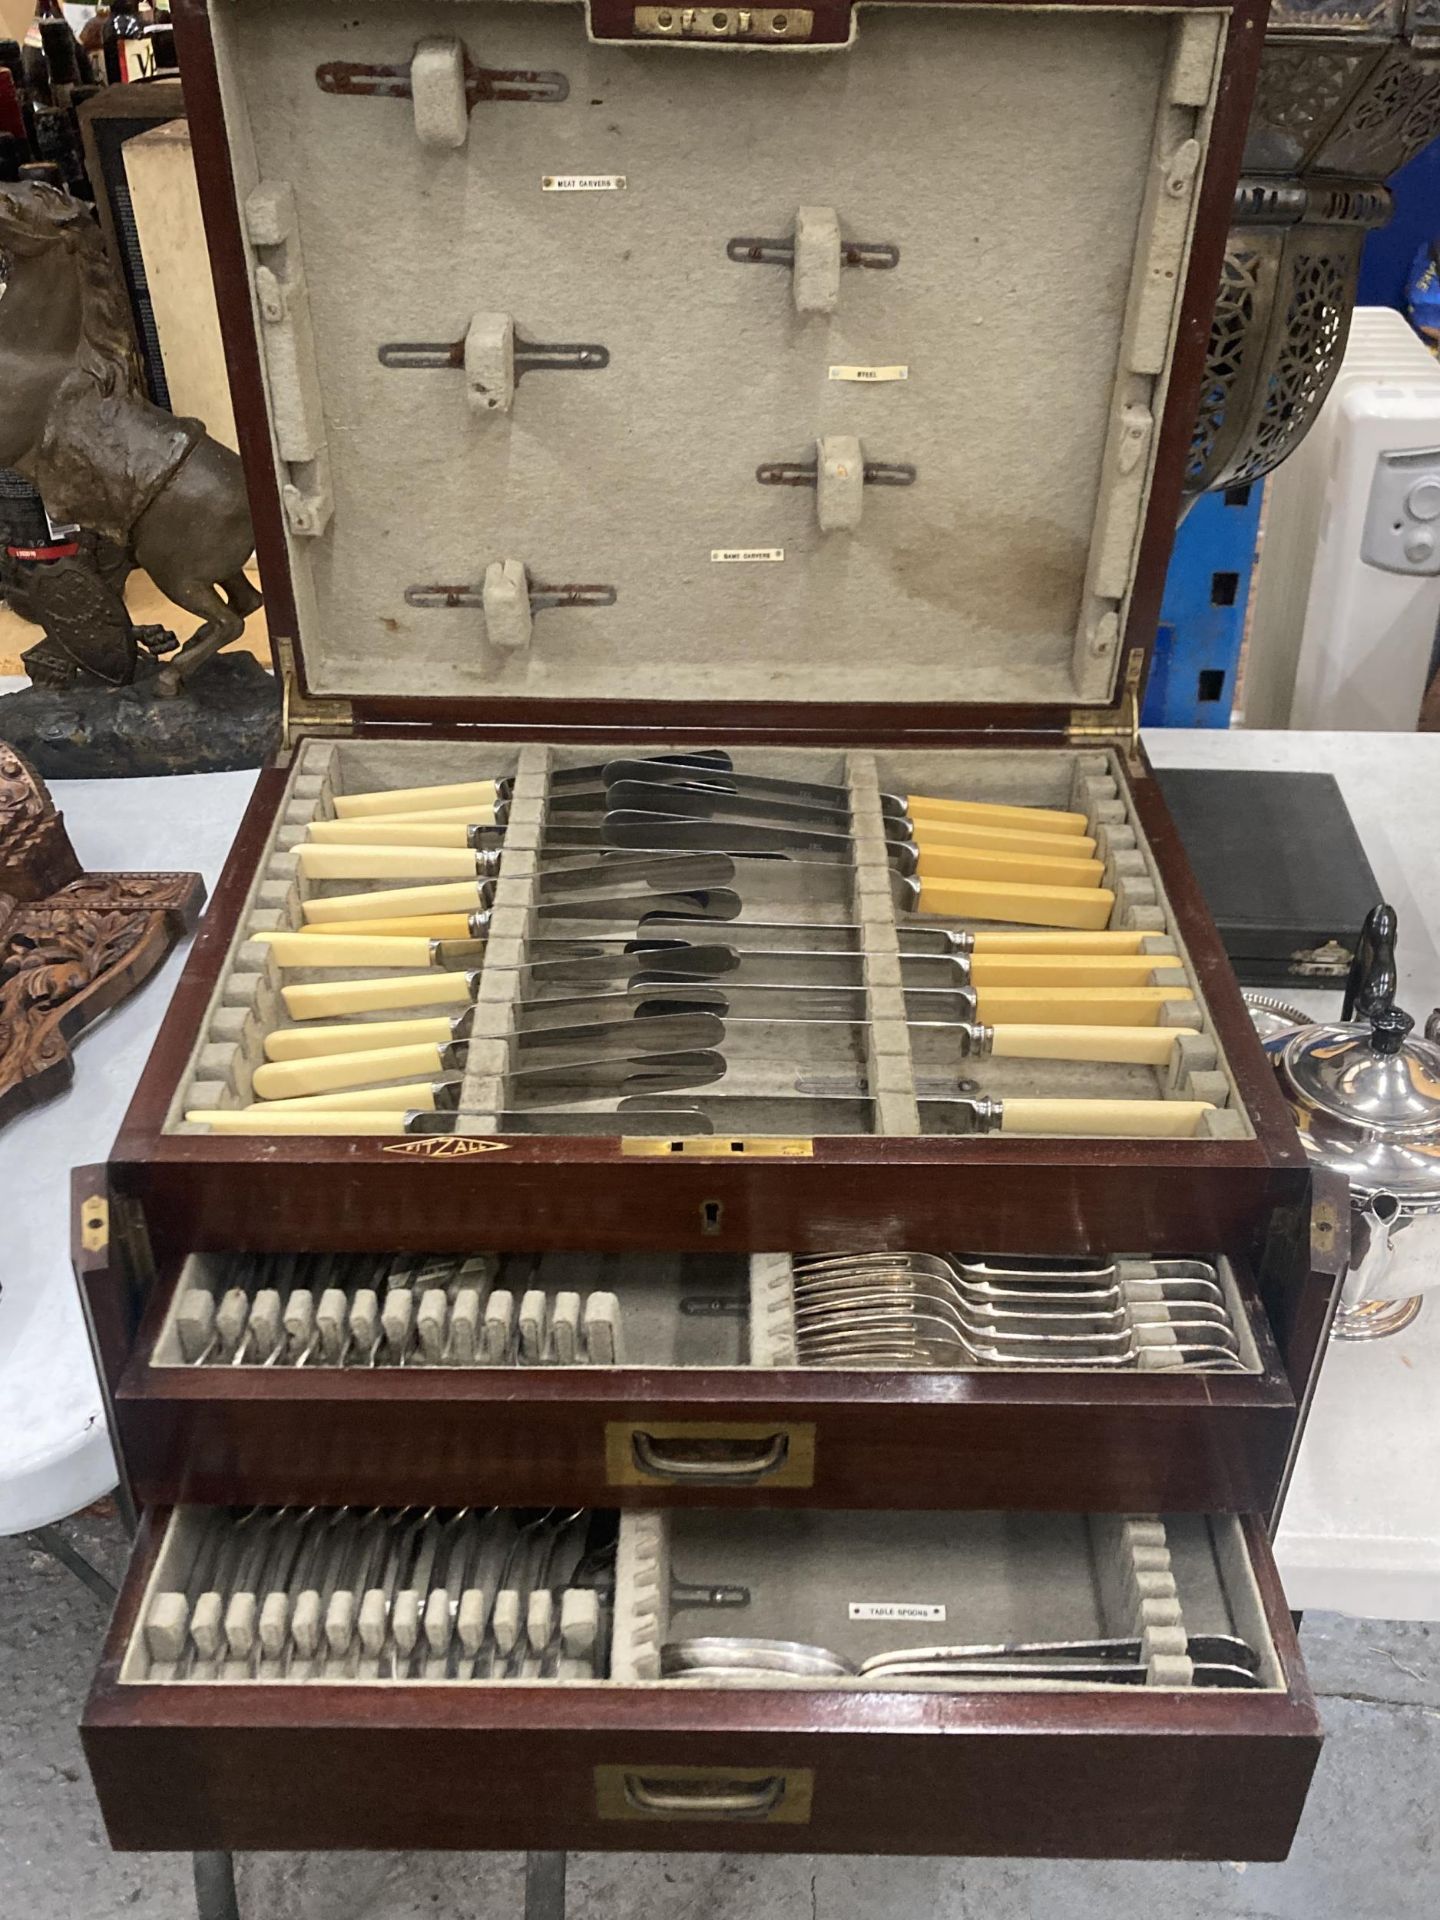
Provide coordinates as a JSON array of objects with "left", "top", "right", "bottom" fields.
[{"left": 185, "top": 757, "right": 1223, "bottom": 1138}]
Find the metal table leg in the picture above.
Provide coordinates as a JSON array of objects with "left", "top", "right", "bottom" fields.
[
  {"left": 189, "top": 1848, "right": 563, "bottom": 1918},
  {"left": 25, "top": 1524, "right": 117, "bottom": 1604},
  {"left": 194, "top": 1851, "right": 241, "bottom": 1920},
  {"left": 114, "top": 1473, "right": 139, "bottom": 1538},
  {"left": 525, "top": 1851, "right": 567, "bottom": 1920}
]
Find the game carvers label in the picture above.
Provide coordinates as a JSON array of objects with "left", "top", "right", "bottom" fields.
[{"left": 848, "top": 1601, "right": 947, "bottom": 1623}]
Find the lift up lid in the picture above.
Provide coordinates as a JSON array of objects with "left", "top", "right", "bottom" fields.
[{"left": 182, "top": 0, "right": 1263, "bottom": 736}]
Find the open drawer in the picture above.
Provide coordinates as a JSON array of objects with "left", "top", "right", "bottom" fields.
[
  {"left": 77, "top": 1186, "right": 1330, "bottom": 1513},
  {"left": 111, "top": 739, "right": 1310, "bottom": 1256},
  {"left": 84, "top": 1504, "right": 1321, "bottom": 1859}
]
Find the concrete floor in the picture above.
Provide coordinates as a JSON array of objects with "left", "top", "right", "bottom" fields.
[{"left": 4, "top": 1511, "right": 1438, "bottom": 1920}]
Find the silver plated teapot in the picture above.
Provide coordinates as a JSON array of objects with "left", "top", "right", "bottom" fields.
[{"left": 1254, "top": 906, "right": 1440, "bottom": 1339}]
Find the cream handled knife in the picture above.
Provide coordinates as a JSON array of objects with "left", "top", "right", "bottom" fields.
[
  {"left": 266, "top": 978, "right": 733, "bottom": 1059},
  {"left": 327, "top": 754, "right": 736, "bottom": 820},
  {"left": 953, "top": 1097, "right": 1215, "bottom": 1138},
  {"left": 294, "top": 835, "right": 631, "bottom": 879},
  {"left": 249, "top": 1010, "right": 726, "bottom": 1100},
  {"left": 272, "top": 967, "right": 1192, "bottom": 1030},
  {"left": 301, "top": 829, "right": 1105, "bottom": 894},
  {"left": 600, "top": 817, "right": 1117, "bottom": 933},
  {"left": 332, "top": 778, "right": 502, "bottom": 821},
  {"left": 183, "top": 1096, "right": 723, "bottom": 1136},
  {"left": 607, "top": 780, "right": 1105, "bottom": 884},
  {"left": 300, "top": 855, "right": 738, "bottom": 926},
  {"left": 276, "top": 942, "right": 739, "bottom": 1019},
  {"left": 598, "top": 760, "right": 1092, "bottom": 838},
  {"left": 265, "top": 1006, "right": 1198, "bottom": 1069},
  {"left": 185, "top": 1087, "right": 1215, "bottom": 1139},
  {"left": 220, "top": 1089, "right": 1217, "bottom": 1138},
  {"left": 619, "top": 1091, "right": 1218, "bottom": 1138},
  {"left": 246, "top": 1045, "right": 729, "bottom": 1111}
]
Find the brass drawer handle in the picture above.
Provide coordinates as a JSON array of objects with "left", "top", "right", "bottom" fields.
[
  {"left": 630, "top": 1430, "right": 789, "bottom": 1483},
  {"left": 626, "top": 1773, "right": 786, "bottom": 1819},
  {"left": 605, "top": 1419, "right": 816, "bottom": 1488},
  {"left": 595, "top": 1764, "right": 814, "bottom": 1823}
]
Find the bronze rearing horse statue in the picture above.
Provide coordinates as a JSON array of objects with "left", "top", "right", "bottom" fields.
[{"left": 0, "top": 181, "right": 260, "bottom": 692}]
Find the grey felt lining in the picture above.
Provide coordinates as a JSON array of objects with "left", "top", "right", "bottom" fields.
[
  {"left": 610, "top": 1509, "right": 1284, "bottom": 1692},
  {"left": 167, "top": 739, "right": 1253, "bottom": 1138},
  {"left": 207, "top": 0, "right": 1224, "bottom": 710}
]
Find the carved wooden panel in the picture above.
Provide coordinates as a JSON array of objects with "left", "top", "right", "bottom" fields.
[{"left": 0, "top": 743, "right": 204, "bottom": 1126}]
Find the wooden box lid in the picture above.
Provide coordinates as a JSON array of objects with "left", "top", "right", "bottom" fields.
[{"left": 179, "top": 0, "right": 1263, "bottom": 737}]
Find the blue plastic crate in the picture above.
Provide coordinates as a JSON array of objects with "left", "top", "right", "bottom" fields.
[{"left": 1142, "top": 484, "right": 1262, "bottom": 726}]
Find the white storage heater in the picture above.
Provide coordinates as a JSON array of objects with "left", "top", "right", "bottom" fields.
[{"left": 1246, "top": 308, "right": 1440, "bottom": 730}]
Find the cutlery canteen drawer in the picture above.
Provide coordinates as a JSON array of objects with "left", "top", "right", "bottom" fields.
[
  {"left": 84, "top": 1504, "right": 1321, "bottom": 1859},
  {"left": 76, "top": 1195, "right": 1338, "bottom": 1514},
  {"left": 117, "top": 739, "right": 1308, "bottom": 1256}
]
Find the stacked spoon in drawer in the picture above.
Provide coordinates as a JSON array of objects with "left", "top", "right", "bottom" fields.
[
  {"left": 137, "top": 1507, "right": 618, "bottom": 1683},
  {"left": 185, "top": 754, "right": 1224, "bottom": 1139},
  {"left": 170, "top": 1252, "right": 629, "bottom": 1369}
]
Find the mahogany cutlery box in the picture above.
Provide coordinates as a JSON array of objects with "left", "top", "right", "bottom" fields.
[{"left": 77, "top": 0, "right": 1343, "bottom": 1864}]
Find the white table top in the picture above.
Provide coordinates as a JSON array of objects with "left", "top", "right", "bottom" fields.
[
  {"left": 1144, "top": 730, "right": 1440, "bottom": 1620},
  {"left": 0, "top": 768, "right": 257, "bottom": 1535},
  {"left": 3, "top": 730, "right": 1438, "bottom": 1620}
]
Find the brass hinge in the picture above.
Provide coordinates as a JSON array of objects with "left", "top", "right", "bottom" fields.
[
  {"left": 633, "top": 8, "right": 815, "bottom": 41},
  {"left": 80, "top": 1193, "right": 110, "bottom": 1254},
  {"left": 276, "top": 634, "right": 354, "bottom": 754},
  {"left": 620, "top": 1135, "right": 815, "bottom": 1157},
  {"left": 1068, "top": 650, "right": 1143, "bottom": 772}
]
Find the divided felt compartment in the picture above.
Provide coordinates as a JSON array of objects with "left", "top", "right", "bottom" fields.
[
  {"left": 874, "top": 749, "right": 1241, "bottom": 1138},
  {"left": 457, "top": 743, "right": 555, "bottom": 1127},
  {"left": 847, "top": 752, "right": 922, "bottom": 1135},
  {"left": 175, "top": 737, "right": 527, "bottom": 1122},
  {"left": 152, "top": 1251, "right": 753, "bottom": 1369},
  {"left": 480, "top": 743, "right": 896, "bottom": 1128},
  {"left": 121, "top": 1506, "right": 615, "bottom": 1686},
  {"left": 172, "top": 740, "right": 1251, "bottom": 1139},
  {"left": 610, "top": 1509, "right": 1286, "bottom": 1692},
  {"left": 1165, "top": 1512, "right": 1287, "bottom": 1691},
  {"left": 120, "top": 1506, "right": 1284, "bottom": 1693},
  {"left": 148, "top": 1250, "right": 1262, "bottom": 1376}
]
